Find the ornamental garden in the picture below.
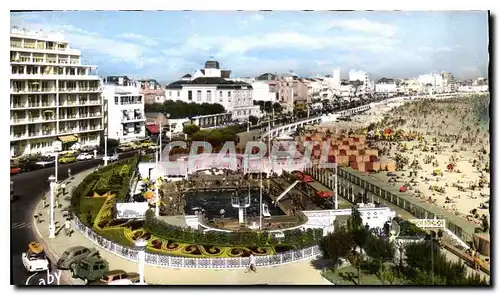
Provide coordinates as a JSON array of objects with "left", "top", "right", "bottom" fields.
[{"left": 71, "top": 155, "right": 322, "bottom": 259}]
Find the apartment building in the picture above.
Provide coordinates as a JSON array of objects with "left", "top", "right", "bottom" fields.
[
  {"left": 102, "top": 76, "right": 146, "bottom": 142},
  {"left": 140, "top": 79, "right": 166, "bottom": 104},
  {"left": 164, "top": 60, "right": 261, "bottom": 121},
  {"left": 10, "top": 27, "right": 103, "bottom": 157},
  {"left": 375, "top": 78, "right": 398, "bottom": 97}
]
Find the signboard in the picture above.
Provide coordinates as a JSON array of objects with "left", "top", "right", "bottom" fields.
[
  {"left": 25, "top": 270, "right": 62, "bottom": 285},
  {"left": 115, "top": 202, "right": 150, "bottom": 220}
]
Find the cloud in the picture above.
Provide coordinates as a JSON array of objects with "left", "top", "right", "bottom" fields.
[
  {"left": 164, "top": 31, "right": 397, "bottom": 60},
  {"left": 119, "top": 33, "right": 159, "bottom": 47},
  {"left": 238, "top": 13, "right": 265, "bottom": 28},
  {"left": 328, "top": 18, "right": 398, "bottom": 37},
  {"left": 10, "top": 14, "right": 157, "bottom": 69}
]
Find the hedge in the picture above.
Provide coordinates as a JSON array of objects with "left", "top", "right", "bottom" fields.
[
  {"left": 144, "top": 210, "right": 322, "bottom": 248},
  {"left": 71, "top": 154, "right": 139, "bottom": 217}
]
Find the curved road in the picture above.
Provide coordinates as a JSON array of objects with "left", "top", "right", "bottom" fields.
[{"left": 10, "top": 152, "right": 135, "bottom": 285}]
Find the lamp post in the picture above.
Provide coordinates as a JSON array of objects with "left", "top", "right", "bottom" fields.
[
  {"left": 104, "top": 99, "right": 109, "bottom": 166},
  {"left": 54, "top": 153, "right": 58, "bottom": 183},
  {"left": 48, "top": 175, "right": 56, "bottom": 239},
  {"left": 155, "top": 177, "right": 160, "bottom": 217},
  {"left": 135, "top": 238, "right": 147, "bottom": 285}
]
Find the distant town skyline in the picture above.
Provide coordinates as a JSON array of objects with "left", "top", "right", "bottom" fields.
[{"left": 11, "top": 11, "right": 489, "bottom": 82}]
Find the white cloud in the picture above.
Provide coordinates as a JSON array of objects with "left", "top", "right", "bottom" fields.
[
  {"left": 163, "top": 31, "right": 397, "bottom": 59},
  {"left": 10, "top": 15, "right": 157, "bottom": 68},
  {"left": 328, "top": 18, "right": 398, "bottom": 37},
  {"left": 238, "top": 13, "right": 265, "bottom": 28},
  {"left": 120, "top": 33, "right": 159, "bottom": 47}
]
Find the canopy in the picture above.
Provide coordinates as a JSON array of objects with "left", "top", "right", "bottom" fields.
[
  {"left": 145, "top": 124, "right": 160, "bottom": 134},
  {"left": 303, "top": 175, "right": 313, "bottom": 183},
  {"left": 58, "top": 135, "right": 78, "bottom": 144},
  {"left": 316, "top": 191, "right": 333, "bottom": 198}
]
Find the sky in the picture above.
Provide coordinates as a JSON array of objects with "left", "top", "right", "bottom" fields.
[{"left": 11, "top": 11, "right": 489, "bottom": 83}]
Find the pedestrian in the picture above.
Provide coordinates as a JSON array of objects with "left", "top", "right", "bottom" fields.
[
  {"left": 246, "top": 254, "right": 257, "bottom": 273},
  {"left": 220, "top": 208, "right": 225, "bottom": 220},
  {"left": 55, "top": 197, "right": 59, "bottom": 209},
  {"left": 42, "top": 195, "right": 47, "bottom": 208},
  {"left": 68, "top": 168, "right": 72, "bottom": 178},
  {"left": 64, "top": 219, "right": 72, "bottom": 237},
  {"left": 60, "top": 182, "right": 66, "bottom": 196}
]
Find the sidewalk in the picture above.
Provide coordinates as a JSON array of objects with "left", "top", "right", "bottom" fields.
[{"left": 33, "top": 169, "right": 332, "bottom": 285}]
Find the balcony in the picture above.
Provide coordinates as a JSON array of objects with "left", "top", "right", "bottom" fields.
[
  {"left": 11, "top": 42, "right": 22, "bottom": 48},
  {"left": 11, "top": 88, "right": 57, "bottom": 94},
  {"left": 10, "top": 118, "right": 29, "bottom": 124},
  {"left": 33, "top": 57, "right": 44, "bottom": 63},
  {"left": 24, "top": 43, "right": 36, "bottom": 49}
]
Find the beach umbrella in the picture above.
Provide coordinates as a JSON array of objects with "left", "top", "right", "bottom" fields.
[{"left": 143, "top": 191, "right": 154, "bottom": 199}]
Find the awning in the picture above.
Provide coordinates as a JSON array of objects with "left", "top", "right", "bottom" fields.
[
  {"left": 58, "top": 135, "right": 78, "bottom": 144},
  {"left": 146, "top": 124, "right": 160, "bottom": 134}
]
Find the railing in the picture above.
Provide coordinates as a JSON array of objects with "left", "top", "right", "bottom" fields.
[{"left": 73, "top": 217, "right": 321, "bottom": 269}]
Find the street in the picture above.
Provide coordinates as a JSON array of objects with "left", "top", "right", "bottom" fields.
[{"left": 10, "top": 152, "right": 135, "bottom": 285}]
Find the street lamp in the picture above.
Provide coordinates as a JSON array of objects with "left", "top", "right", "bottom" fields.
[
  {"left": 48, "top": 175, "right": 56, "bottom": 239},
  {"left": 135, "top": 238, "right": 147, "bottom": 285}
]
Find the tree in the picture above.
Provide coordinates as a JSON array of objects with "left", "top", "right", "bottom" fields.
[
  {"left": 248, "top": 115, "right": 259, "bottom": 126},
  {"left": 319, "top": 230, "right": 355, "bottom": 273},
  {"left": 272, "top": 102, "right": 282, "bottom": 113},
  {"left": 183, "top": 124, "right": 200, "bottom": 137},
  {"left": 145, "top": 100, "right": 226, "bottom": 119},
  {"left": 99, "top": 137, "right": 119, "bottom": 153},
  {"left": 364, "top": 234, "right": 395, "bottom": 269}
]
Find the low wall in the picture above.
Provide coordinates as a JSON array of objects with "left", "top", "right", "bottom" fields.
[{"left": 73, "top": 217, "right": 320, "bottom": 269}]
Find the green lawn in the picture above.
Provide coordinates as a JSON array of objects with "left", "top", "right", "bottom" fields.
[
  {"left": 323, "top": 265, "right": 383, "bottom": 285},
  {"left": 79, "top": 197, "right": 107, "bottom": 227}
]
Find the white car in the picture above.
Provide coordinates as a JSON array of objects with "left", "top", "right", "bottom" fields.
[
  {"left": 108, "top": 279, "right": 134, "bottom": 285},
  {"left": 77, "top": 153, "right": 94, "bottom": 161},
  {"left": 22, "top": 251, "right": 49, "bottom": 273},
  {"left": 103, "top": 154, "right": 119, "bottom": 163}
]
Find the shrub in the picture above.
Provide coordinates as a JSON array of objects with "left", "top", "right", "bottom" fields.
[{"left": 144, "top": 210, "right": 322, "bottom": 248}]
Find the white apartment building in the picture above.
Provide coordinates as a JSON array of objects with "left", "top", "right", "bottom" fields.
[
  {"left": 102, "top": 76, "right": 146, "bottom": 142},
  {"left": 375, "top": 78, "right": 398, "bottom": 95},
  {"left": 165, "top": 60, "right": 261, "bottom": 120},
  {"left": 418, "top": 73, "right": 445, "bottom": 93},
  {"left": 251, "top": 81, "right": 276, "bottom": 102},
  {"left": 10, "top": 27, "right": 103, "bottom": 157},
  {"left": 349, "top": 69, "right": 372, "bottom": 96}
]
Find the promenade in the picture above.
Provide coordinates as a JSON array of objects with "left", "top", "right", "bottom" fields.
[{"left": 32, "top": 169, "right": 332, "bottom": 285}]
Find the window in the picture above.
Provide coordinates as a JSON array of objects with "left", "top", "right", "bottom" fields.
[
  {"left": 219, "top": 91, "right": 223, "bottom": 97},
  {"left": 188, "top": 91, "right": 192, "bottom": 100},
  {"left": 177, "top": 91, "right": 180, "bottom": 97},
  {"left": 228, "top": 91, "right": 231, "bottom": 97},
  {"left": 197, "top": 90, "right": 201, "bottom": 101},
  {"left": 207, "top": 90, "right": 211, "bottom": 102},
  {"left": 114, "top": 96, "right": 119, "bottom": 105},
  {"left": 74, "top": 250, "right": 82, "bottom": 256},
  {"left": 169, "top": 91, "right": 171, "bottom": 97}
]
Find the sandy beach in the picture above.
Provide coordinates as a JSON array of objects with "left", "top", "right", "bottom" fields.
[{"left": 318, "top": 94, "right": 490, "bottom": 229}]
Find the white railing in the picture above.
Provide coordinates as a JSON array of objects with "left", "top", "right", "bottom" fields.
[
  {"left": 408, "top": 219, "right": 446, "bottom": 229},
  {"left": 73, "top": 218, "right": 320, "bottom": 269}
]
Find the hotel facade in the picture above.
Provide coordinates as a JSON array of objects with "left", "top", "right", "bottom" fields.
[
  {"left": 165, "top": 60, "right": 261, "bottom": 121},
  {"left": 10, "top": 27, "right": 103, "bottom": 157}
]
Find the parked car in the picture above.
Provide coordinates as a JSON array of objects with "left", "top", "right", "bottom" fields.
[
  {"left": 70, "top": 256, "right": 109, "bottom": 285},
  {"left": 103, "top": 153, "right": 119, "bottom": 163},
  {"left": 56, "top": 246, "right": 99, "bottom": 270},
  {"left": 77, "top": 153, "right": 94, "bottom": 161},
  {"left": 90, "top": 269, "right": 140, "bottom": 285},
  {"left": 21, "top": 242, "right": 49, "bottom": 273},
  {"left": 10, "top": 166, "right": 21, "bottom": 176},
  {"left": 18, "top": 161, "right": 42, "bottom": 172},
  {"left": 35, "top": 159, "right": 56, "bottom": 168},
  {"left": 59, "top": 155, "right": 77, "bottom": 164}
]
